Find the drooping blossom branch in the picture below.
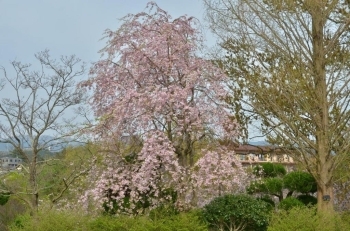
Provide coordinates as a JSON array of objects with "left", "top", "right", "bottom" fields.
[{"left": 79, "top": 2, "right": 244, "bottom": 213}]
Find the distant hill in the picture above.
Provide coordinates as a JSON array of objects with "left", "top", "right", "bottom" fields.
[
  {"left": 0, "top": 138, "right": 269, "bottom": 154},
  {"left": 0, "top": 135, "right": 81, "bottom": 152}
]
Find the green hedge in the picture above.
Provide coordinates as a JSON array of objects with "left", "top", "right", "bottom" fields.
[
  {"left": 9, "top": 209, "right": 206, "bottom": 231},
  {"left": 268, "top": 206, "right": 350, "bottom": 231}
]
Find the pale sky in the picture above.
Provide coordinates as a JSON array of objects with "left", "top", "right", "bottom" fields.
[
  {"left": 0, "top": 0, "right": 263, "bottom": 142},
  {"left": 0, "top": 0, "right": 225, "bottom": 138},
  {"left": 0, "top": 0, "right": 213, "bottom": 68}
]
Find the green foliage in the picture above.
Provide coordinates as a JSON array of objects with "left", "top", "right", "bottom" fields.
[
  {"left": 278, "top": 197, "right": 304, "bottom": 211},
  {"left": 248, "top": 164, "right": 317, "bottom": 205},
  {"left": 296, "top": 194, "right": 317, "bottom": 206},
  {"left": 249, "top": 163, "right": 286, "bottom": 198},
  {"left": 340, "top": 212, "right": 350, "bottom": 227},
  {"left": 202, "top": 194, "right": 271, "bottom": 231},
  {"left": 159, "top": 211, "right": 207, "bottom": 231},
  {"left": 88, "top": 215, "right": 152, "bottom": 231},
  {"left": 247, "top": 178, "right": 284, "bottom": 199},
  {"left": 257, "top": 195, "right": 275, "bottom": 209},
  {"left": 9, "top": 209, "right": 89, "bottom": 231},
  {"left": 268, "top": 206, "right": 350, "bottom": 231},
  {"left": 42, "top": 144, "right": 99, "bottom": 207},
  {"left": 0, "top": 193, "right": 10, "bottom": 206},
  {"left": 9, "top": 209, "right": 206, "bottom": 231},
  {"left": 2, "top": 172, "right": 28, "bottom": 191},
  {"left": 89, "top": 211, "right": 206, "bottom": 231},
  {"left": 0, "top": 198, "right": 26, "bottom": 231},
  {"left": 38, "top": 160, "right": 67, "bottom": 197},
  {"left": 148, "top": 203, "right": 179, "bottom": 220},
  {"left": 247, "top": 181, "right": 263, "bottom": 194},
  {"left": 283, "top": 171, "right": 317, "bottom": 193},
  {"left": 262, "top": 178, "right": 284, "bottom": 195},
  {"left": 9, "top": 214, "right": 30, "bottom": 230},
  {"left": 253, "top": 163, "right": 286, "bottom": 177}
]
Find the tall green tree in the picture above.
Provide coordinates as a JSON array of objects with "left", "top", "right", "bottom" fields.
[{"left": 204, "top": 0, "right": 350, "bottom": 212}]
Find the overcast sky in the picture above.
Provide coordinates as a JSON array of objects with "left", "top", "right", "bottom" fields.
[
  {"left": 0, "top": 1, "right": 264, "bottom": 142},
  {"left": 0, "top": 0, "right": 213, "bottom": 69}
]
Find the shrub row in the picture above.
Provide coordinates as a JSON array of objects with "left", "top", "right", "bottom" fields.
[
  {"left": 8, "top": 194, "right": 350, "bottom": 231},
  {"left": 9, "top": 209, "right": 207, "bottom": 231}
]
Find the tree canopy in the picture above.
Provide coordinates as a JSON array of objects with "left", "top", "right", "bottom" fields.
[
  {"left": 0, "top": 50, "right": 86, "bottom": 211},
  {"left": 204, "top": 0, "right": 350, "bottom": 212},
  {"left": 80, "top": 2, "right": 247, "bottom": 213}
]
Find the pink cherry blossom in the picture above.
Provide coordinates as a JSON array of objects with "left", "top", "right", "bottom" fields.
[{"left": 79, "top": 2, "right": 244, "bottom": 213}]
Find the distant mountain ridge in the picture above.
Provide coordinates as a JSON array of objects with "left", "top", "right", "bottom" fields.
[
  {"left": 0, "top": 135, "right": 80, "bottom": 153},
  {"left": 0, "top": 138, "right": 269, "bottom": 153}
]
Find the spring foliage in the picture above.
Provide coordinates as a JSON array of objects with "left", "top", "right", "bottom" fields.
[{"left": 202, "top": 194, "right": 271, "bottom": 231}]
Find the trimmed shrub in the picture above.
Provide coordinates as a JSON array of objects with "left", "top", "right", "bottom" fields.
[
  {"left": 202, "top": 194, "right": 271, "bottom": 231},
  {"left": 278, "top": 197, "right": 304, "bottom": 210},
  {"left": 283, "top": 171, "right": 317, "bottom": 193},
  {"left": 254, "top": 163, "right": 286, "bottom": 177}
]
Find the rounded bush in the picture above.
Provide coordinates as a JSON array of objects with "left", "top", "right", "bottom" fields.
[
  {"left": 202, "top": 194, "right": 271, "bottom": 231},
  {"left": 278, "top": 197, "right": 304, "bottom": 211},
  {"left": 284, "top": 171, "right": 317, "bottom": 193},
  {"left": 254, "top": 163, "right": 286, "bottom": 177}
]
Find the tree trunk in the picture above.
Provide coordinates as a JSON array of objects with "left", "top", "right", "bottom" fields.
[
  {"left": 314, "top": 136, "right": 334, "bottom": 212},
  {"left": 29, "top": 156, "right": 38, "bottom": 212},
  {"left": 312, "top": 3, "right": 333, "bottom": 213},
  {"left": 317, "top": 181, "right": 334, "bottom": 212}
]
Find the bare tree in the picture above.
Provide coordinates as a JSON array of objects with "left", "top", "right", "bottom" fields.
[
  {"left": 0, "top": 50, "right": 86, "bottom": 211},
  {"left": 204, "top": 0, "right": 350, "bottom": 212}
]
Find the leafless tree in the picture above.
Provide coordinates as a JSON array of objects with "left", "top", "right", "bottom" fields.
[{"left": 0, "top": 50, "right": 87, "bottom": 211}]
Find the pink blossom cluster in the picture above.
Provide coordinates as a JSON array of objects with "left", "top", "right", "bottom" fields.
[
  {"left": 79, "top": 2, "right": 244, "bottom": 213},
  {"left": 80, "top": 132, "right": 184, "bottom": 214},
  {"left": 80, "top": 136, "right": 248, "bottom": 213},
  {"left": 80, "top": 2, "right": 235, "bottom": 142},
  {"left": 190, "top": 147, "right": 248, "bottom": 207}
]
